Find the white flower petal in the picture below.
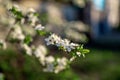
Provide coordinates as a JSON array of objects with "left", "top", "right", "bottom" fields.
[{"left": 35, "top": 24, "right": 45, "bottom": 30}]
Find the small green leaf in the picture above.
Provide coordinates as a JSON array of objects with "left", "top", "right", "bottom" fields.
[
  {"left": 82, "top": 49, "right": 90, "bottom": 54},
  {"left": 34, "top": 13, "right": 39, "bottom": 17},
  {"left": 9, "top": 6, "right": 23, "bottom": 21},
  {"left": 36, "top": 30, "right": 47, "bottom": 36},
  {"left": 80, "top": 44, "right": 84, "bottom": 49},
  {"left": 9, "top": 38, "right": 20, "bottom": 43},
  {"left": 0, "top": 43, "right": 3, "bottom": 46},
  {"left": 24, "top": 35, "right": 32, "bottom": 45}
]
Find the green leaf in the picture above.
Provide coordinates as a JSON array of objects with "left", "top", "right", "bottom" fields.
[
  {"left": 34, "top": 13, "right": 39, "bottom": 17},
  {"left": 24, "top": 35, "right": 32, "bottom": 45},
  {"left": 9, "top": 38, "right": 20, "bottom": 43},
  {"left": 82, "top": 49, "right": 90, "bottom": 54},
  {"left": 0, "top": 43, "right": 3, "bottom": 47},
  {"left": 80, "top": 44, "right": 84, "bottom": 49},
  {"left": 9, "top": 6, "right": 23, "bottom": 21},
  {"left": 36, "top": 30, "right": 47, "bottom": 36}
]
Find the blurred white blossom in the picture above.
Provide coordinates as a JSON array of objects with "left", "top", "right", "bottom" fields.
[
  {"left": 45, "top": 56, "right": 55, "bottom": 64},
  {"left": 76, "top": 52, "right": 81, "bottom": 57},
  {"left": 43, "top": 56, "right": 55, "bottom": 72},
  {"left": 70, "top": 56, "right": 76, "bottom": 62},
  {"left": 13, "top": 4, "right": 21, "bottom": 11},
  {"left": 45, "top": 33, "right": 61, "bottom": 45},
  {"left": 21, "top": 43, "right": 32, "bottom": 56},
  {"left": 20, "top": 18, "right": 25, "bottom": 24},
  {"left": 54, "top": 57, "right": 68, "bottom": 73},
  {"left": 28, "top": 8, "right": 36, "bottom": 13},
  {"left": 43, "top": 56, "right": 68, "bottom": 73},
  {"left": 27, "top": 9, "right": 38, "bottom": 26},
  {"left": 45, "top": 34, "right": 79, "bottom": 52},
  {"left": 34, "top": 45, "right": 47, "bottom": 65},
  {"left": 35, "top": 24, "right": 45, "bottom": 31},
  {"left": 43, "top": 63, "right": 54, "bottom": 72},
  {"left": 0, "top": 39, "right": 7, "bottom": 49},
  {"left": 10, "top": 24, "right": 25, "bottom": 41}
]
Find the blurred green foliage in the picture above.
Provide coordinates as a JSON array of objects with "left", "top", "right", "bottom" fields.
[
  {"left": 0, "top": 73, "right": 4, "bottom": 80},
  {"left": 39, "top": 13, "right": 48, "bottom": 25},
  {"left": 1, "top": 47, "right": 120, "bottom": 80},
  {"left": 0, "top": 49, "right": 80, "bottom": 80},
  {"left": 24, "top": 35, "right": 33, "bottom": 45},
  {"left": 72, "top": 48, "right": 120, "bottom": 80}
]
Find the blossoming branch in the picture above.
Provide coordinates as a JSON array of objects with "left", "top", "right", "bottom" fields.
[{"left": 0, "top": 4, "right": 90, "bottom": 74}]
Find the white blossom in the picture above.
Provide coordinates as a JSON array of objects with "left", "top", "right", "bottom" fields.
[
  {"left": 34, "top": 45, "right": 47, "bottom": 65},
  {"left": 43, "top": 56, "right": 55, "bottom": 72},
  {"left": 29, "top": 15, "right": 38, "bottom": 26},
  {"left": 10, "top": 25, "right": 25, "bottom": 40},
  {"left": 45, "top": 34, "right": 79, "bottom": 52},
  {"left": 35, "top": 24, "right": 45, "bottom": 30},
  {"left": 28, "top": 8, "right": 36, "bottom": 13},
  {"left": 45, "top": 56, "right": 55, "bottom": 64},
  {"left": 45, "top": 34, "right": 63, "bottom": 46},
  {"left": 70, "top": 56, "right": 76, "bottom": 62},
  {"left": 13, "top": 4, "right": 21, "bottom": 11},
  {"left": 43, "top": 56, "right": 68, "bottom": 73},
  {"left": 27, "top": 10, "right": 38, "bottom": 26},
  {"left": 54, "top": 57, "right": 68, "bottom": 73},
  {"left": 45, "top": 33, "right": 60, "bottom": 45},
  {"left": 43, "top": 63, "right": 54, "bottom": 72},
  {"left": 70, "top": 43, "right": 79, "bottom": 49},
  {"left": 21, "top": 44, "right": 32, "bottom": 56},
  {"left": 0, "top": 39, "right": 7, "bottom": 49},
  {"left": 76, "top": 52, "right": 81, "bottom": 57},
  {"left": 21, "top": 18, "right": 25, "bottom": 24}
]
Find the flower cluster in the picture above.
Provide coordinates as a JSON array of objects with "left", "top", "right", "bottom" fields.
[
  {"left": 54, "top": 57, "right": 68, "bottom": 73},
  {"left": 43, "top": 56, "right": 68, "bottom": 74},
  {"left": 9, "top": 5, "right": 45, "bottom": 31},
  {"left": 45, "top": 33, "right": 79, "bottom": 52},
  {"left": 35, "top": 45, "right": 68, "bottom": 74},
  {"left": 21, "top": 44, "right": 68, "bottom": 73},
  {"left": 10, "top": 24, "right": 25, "bottom": 41},
  {"left": 26, "top": 8, "right": 38, "bottom": 26},
  {"left": 21, "top": 43, "right": 32, "bottom": 56},
  {"left": 45, "top": 34, "right": 89, "bottom": 59},
  {"left": 43, "top": 56, "right": 55, "bottom": 72},
  {"left": 0, "top": 4, "right": 90, "bottom": 74},
  {"left": 34, "top": 45, "right": 47, "bottom": 65}
]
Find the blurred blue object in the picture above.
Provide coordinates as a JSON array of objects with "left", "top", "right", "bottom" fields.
[{"left": 92, "top": 0, "right": 105, "bottom": 11}]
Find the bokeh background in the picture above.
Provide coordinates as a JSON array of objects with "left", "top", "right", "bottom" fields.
[{"left": 0, "top": 0, "right": 120, "bottom": 80}]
